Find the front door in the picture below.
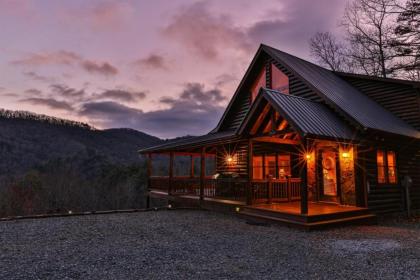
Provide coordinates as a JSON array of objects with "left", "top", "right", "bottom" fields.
[{"left": 318, "top": 148, "right": 340, "bottom": 203}]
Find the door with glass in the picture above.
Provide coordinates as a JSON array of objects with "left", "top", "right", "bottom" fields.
[{"left": 317, "top": 148, "right": 340, "bottom": 203}]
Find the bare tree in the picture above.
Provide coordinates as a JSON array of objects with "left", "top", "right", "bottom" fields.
[
  {"left": 342, "top": 0, "right": 399, "bottom": 78},
  {"left": 309, "top": 32, "right": 350, "bottom": 72},
  {"left": 392, "top": 0, "right": 420, "bottom": 80}
]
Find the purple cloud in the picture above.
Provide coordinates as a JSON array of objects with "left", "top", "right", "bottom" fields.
[
  {"left": 81, "top": 60, "right": 118, "bottom": 76},
  {"left": 20, "top": 97, "right": 73, "bottom": 111},
  {"left": 80, "top": 83, "right": 225, "bottom": 138},
  {"left": 134, "top": 54, "right": 168, "bottom": 70}
]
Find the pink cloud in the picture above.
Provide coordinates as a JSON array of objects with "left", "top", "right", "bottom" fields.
[
  {"left": 12, "top": 51, "right": 81, "bottom": 66},
  {"left": 163, "top": 2, "right": 252, "bottom": 60},
  {"left": 81, "top": 60, "right": 118, "bottom": 76},
  {"left": 134, "top": 54, "right": 169, "bottom": 70},
  {"left": 12, "top": 50, "right": 118, "bottom": 77}
]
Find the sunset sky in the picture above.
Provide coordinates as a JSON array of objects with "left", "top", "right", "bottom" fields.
[{"left": 0, "top": 0, "right": 347, "bottom": 138}]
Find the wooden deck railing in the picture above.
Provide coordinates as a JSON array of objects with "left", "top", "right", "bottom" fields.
[
  {"left": 149, "top": 176, "right": 301, "bottom": 204},
  {"left": 251, "top": 178, "right": 301, "bottom": 203},
  {"left": 203, "top": 178, "right": 247, "bottom": 202}
]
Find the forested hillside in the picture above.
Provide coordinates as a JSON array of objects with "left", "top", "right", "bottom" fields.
[{"left": 0, "top": 109, "right": 162, "bottom": 217}]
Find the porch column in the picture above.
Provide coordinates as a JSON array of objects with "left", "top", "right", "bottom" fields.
[
  {"left": 247, "top": 139, "right": 253, "bottom": 205},
  {"left": 146, "top": 153, "right": 152, "bottom": 189},
  {"left": 146, "top": 153, "right": 152, "bottom": 208},
  {"left": 169, "top": 152, "right": 174, "bottom": 195},
  {"left": 200, "top": 147, "right": 206, "bottom": 201},
  {"left": 190, "top": 154, "right": 194, "bottom": 178},
  {"left": 300, "top": 140, "right": 308, "bottom": 215}
]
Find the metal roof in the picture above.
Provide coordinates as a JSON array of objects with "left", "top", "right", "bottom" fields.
[
  {"left": 240, "top": 89, "right": 358, "bottom": 141},
  {"left": 263, "top": 45, "right": 420, "bottom": 139},
  {"left": 138, "top": 130, "right": 237, "bottom": 153}
]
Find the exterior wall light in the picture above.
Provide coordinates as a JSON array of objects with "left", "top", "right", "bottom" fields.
[
  {"left": 342, "top": 152, "right": 350, "bottom": 158},
  {"left": 226, "top": 155, "right": 234, "bottom": 164},
  {"left": 306, "top": 154, "right": 311, "bottom": 160}
]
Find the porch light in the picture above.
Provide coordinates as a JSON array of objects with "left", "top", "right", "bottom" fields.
[
  {"left": 226, "top": 155, "right": 234, "bottom": 164},
  {"left": 235, "top": 207, "right": 241, "bottom": 212},
  {"left": 305, "top": 154, "right": 311, "bottom": 160},
  {"left": 342, "top": 152, "right": 350, "bottom": 158}
]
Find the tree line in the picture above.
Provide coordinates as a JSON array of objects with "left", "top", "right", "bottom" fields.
[{"left": 310, "top": 0, "right": 419, "bottom": 80}]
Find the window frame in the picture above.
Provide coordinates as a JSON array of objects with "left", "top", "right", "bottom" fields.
[{"left": 376, "top": 149, "right": 398, "bottom": 185}]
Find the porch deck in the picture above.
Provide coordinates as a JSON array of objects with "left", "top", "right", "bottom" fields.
[
  {"left": 251, "top": 201, "right": 364, "bottom": 216},
  {"left": 149, "top": 190, "right": 377, "bottom": 230}
]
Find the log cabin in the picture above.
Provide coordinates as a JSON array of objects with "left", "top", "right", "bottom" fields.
[{"left": 139, "top": 44, "right": 420, "bottom": 229}]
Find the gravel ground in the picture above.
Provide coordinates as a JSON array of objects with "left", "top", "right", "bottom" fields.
[{"left": 0, "top": 210, "right": 419, "bottom": 280}]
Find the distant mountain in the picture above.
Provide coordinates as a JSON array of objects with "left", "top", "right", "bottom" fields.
[{"left": 0, "top": 109, "right": 162, "bottom": 177}]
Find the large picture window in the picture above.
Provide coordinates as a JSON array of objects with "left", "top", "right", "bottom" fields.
[
  {"left": 252, "top": 154, "right": 291, "bottom": 179},
  {"left": 377, "top": 150, "right": 397, "bottom": 184},
  {"left": 271, "top": 64, "right": 289, "bottom": 94},
  {"left": 278, "top": 154, "right": 291, "bottom": 178},
  {"left": 253, "top": 156, "right": 263, "bottom": 180},
  {"left": 264, "top": 155, "right": 276, "bottom": 178},
  {"left": 251, "top": 67, "right": 266, "bottom": 102}
]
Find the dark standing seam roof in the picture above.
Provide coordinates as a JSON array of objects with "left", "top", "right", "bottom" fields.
[
  {"left": 263, "top": 45, "right": 420, "bottom": 139},
  {"left": 258, "top": 89, "right": 356, "bottom": 140}
]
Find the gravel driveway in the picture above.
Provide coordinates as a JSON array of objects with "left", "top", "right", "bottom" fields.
[{"left": 0, "top": 210, "right": 419, "bottom": 280}]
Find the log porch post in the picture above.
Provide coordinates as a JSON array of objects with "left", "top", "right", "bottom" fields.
[
  {"left": 200, "top": 147, "right": 206, "bottom": 200},
  {"left": 300, "top": 139, "right": 308, "bottom": 215},
  {"left": 146, "top": 153, "right": 152, "bottom": 208},
  {"left": 169, "top": 152, "right": 174, "bottom": 195},
  {"left": 247, "top": 139, "right": 253, "bottom": 205}
]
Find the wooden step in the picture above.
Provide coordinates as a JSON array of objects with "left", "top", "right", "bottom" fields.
[{"left": 238, "top": 211, "right": 377, "bottom": 230}]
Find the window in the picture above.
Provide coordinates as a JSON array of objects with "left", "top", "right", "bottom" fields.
[
  {"left": 265, "top": 155, "right": 276, "bottom": 178},
  {"left": 278, "top": 154, "right": 291, "bottom": 178},
  {"left": 377, "top": 150, "right": 386, "bottom": 183},
  {"left": 387, "top": 151, "right": 397, "bottom": 183},
  {"left": 251, "top": 67, "right": 266, "bottom": 102},
  {"left": 377, "top": 150, "right": 398, "bottom": 184},
  {"left": 253, "top": 156, "right": 263, "bottom": 179},
  {"left": 271, "top": 64, "right": 289, "bottom": 94}
]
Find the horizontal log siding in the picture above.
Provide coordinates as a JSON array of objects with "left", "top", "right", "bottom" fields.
[
  {"left": 361, "top": 139, "right": 420, "bottom": 214},
  {"left": 342, "top": 77, "right": 420, "bottom": 130},
  {"left": 216, "top": 141, "right": 249, "bottom": 178}
]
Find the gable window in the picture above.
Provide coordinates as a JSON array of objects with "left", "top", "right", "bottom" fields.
[
  {"left": 377, "top": 150, "right": 398, "bottom": 184},
  {"left": 253, "top": 156, "right": 263, "bottom": 179},
  {"left": 271, "top": 64, "right": 289, "bottom": 94},
  {"left": 251, "top": 67, "right": 266, "bottom": 102}
]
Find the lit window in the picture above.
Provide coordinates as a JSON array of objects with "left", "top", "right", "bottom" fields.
[
  {"left": 387, "top": 151, "right": 397, "bottom": 184},
  {"left": 377, "top": 150, "right": 386, "bottom": 183},
  {"left": 377, "top": 150, "right": 398, "bottom": 184},
  {"left": 251, "top": 67, "right": 266, "bottom": 102},
  {"left": 253, "top": 156, "right": 263, "bottom": 180},
  {"left": 271, "top": 64, "right": 289, "bottom": 94},
  {"left": 265, "top": 155, "right": 276, "bottom": 178},
  {"left": 278, "top": 154, "right": 291, "bottom": 178}
]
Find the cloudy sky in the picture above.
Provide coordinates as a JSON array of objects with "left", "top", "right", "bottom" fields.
[{"left": 0, "top": 0, "right": 346, "bottom": 138}]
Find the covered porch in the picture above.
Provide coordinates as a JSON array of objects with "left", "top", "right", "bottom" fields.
[{"left": 140, "top": 89, "right": 375, "bottom": 227}]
